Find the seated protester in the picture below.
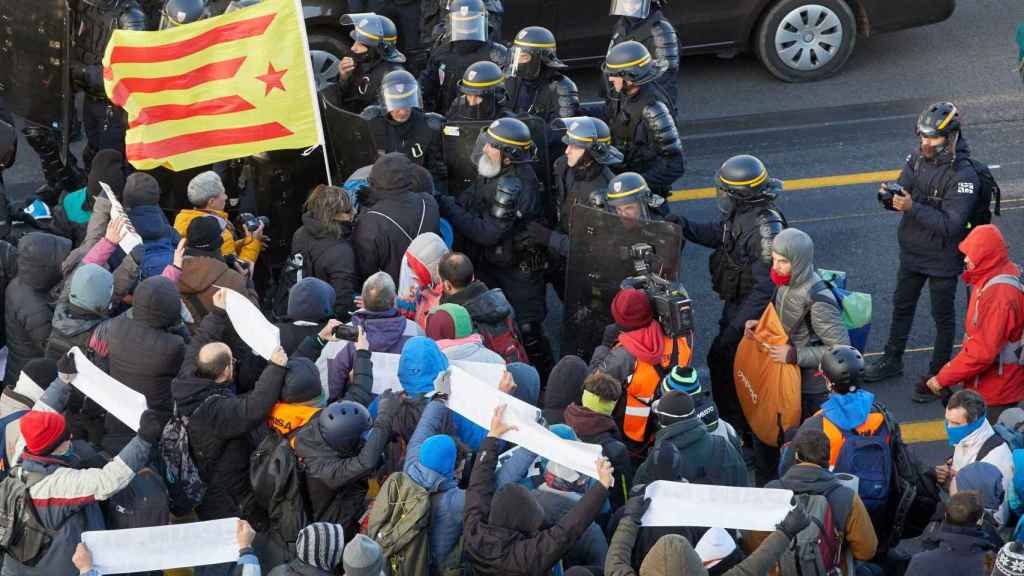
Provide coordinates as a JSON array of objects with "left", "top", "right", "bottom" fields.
[
  {"left": 0, "top": 358, "right": 57, "bottom": 468},
  {"left": 3, "top": 231, "right": 71, "bottom": 388},
  {"left": 935, "top": 389, "right": 1014, "bottom": 524},
  {"left": 531, "top": 459, "right": 610, "bottom": 572},
  {"left": 291, "top": 184, "right": 359, "bottom": 322},
  {"left": 327, "top": 271, "right": 422, "bottom": 401},
  {"left": 279, "top": 277, "right": 335, "bottom": 355},
  {"left": 507, "top": 362, "right": 541, "bottom": 408},
  {"left": 396, "top": 232, "right": 450, "bottom": 327},
  {"left": 764, "top": 429, "right": 878, "bottom": 567},
  {"left": 173, "top": 170, "right": 263, "bottom": 264},
  {"left": 4, "top": 408, "right": 164, "bottom": 575},
  {"left": 944, "top": 461, "right": 1006, "bottom": 549},
  {"left": 59, "top": 150, "right": 127, "bottom": 273},
  {"left": 403, "top": 398, "right": 537, "bottom": 573},
  {"left": 268, "top": 522, "right": 347, "bottom": 576},
  {"left": 605, "top": 491, "right": 811, "bottom": 576},
  {"left": 426, "top": 303, "right": 505, "bottom": 365},
  {"left": 543, "top": 355, "right": 589, "bottom": 426},
  {"left": 343, "top": 534, "right": 386, "bottom": 576},
  {"left": 591, "top": 288, "right": 690, "bottom": 449},
  {"left": 123, "top": 172, "right": 180, "bottom": 279},
  {"left": 564, "top": 371, "right": 634, "bottom": 508},
  {"left": 178, "top": 215, "right": 258, "bottom": 325},
  {"left": 907, "top": 491, "right": 998, "bottom": 576},
  {"left": 463, "top": 405, "right": 614, "bottom": 576},
  {"left": 634, "top": 391, "right": 748, "bottom": 488},
  {"left": 659, "top": 366, "right": 740, "bottom": 453}
]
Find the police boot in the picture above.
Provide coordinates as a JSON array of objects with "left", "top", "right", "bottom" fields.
[
  {"left": 22, "top": 125, "right": 84, "bottom": 205},
  {"left": 519, "top": 321, "right": 554, "bottom": 389},
  {"left": 863, "top": 353, "right": 903, "bottom": 383}
]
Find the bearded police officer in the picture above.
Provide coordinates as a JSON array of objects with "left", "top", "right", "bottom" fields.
[
  {"left": 362, "top": 70, "right": 448, "bottom": 193},
  {"left": 608, "top": 0, "right": 680, "bottom": 109},
  {"left": 436, "top": 117, "right": 554, "bottom": 376},
  {"left": 329, "top": 13, "right": 407, "bottom": 113},
  {"left": 505, "top": 26, "right": 580, "bottom": 123},
  {"left": 864, "top": 102, "right": 982, "bottom": 403},
  {"left": 601, "top": 41, "right": 684, "bottom": 200},
  {"left": 676, "top": 155, "right": 786, "bottom": 430},
  {"left": 419, "top": 0, "right": 507, "bottom": 115},
  {"left": 446, "top": 61, "right": 513, "bottom": 121}
]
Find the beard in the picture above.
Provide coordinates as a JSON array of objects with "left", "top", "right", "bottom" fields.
[{"left": 477, "top": 154, "right": 502, "bottom": 178}]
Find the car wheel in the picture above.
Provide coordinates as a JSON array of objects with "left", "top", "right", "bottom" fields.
[
  {"left": 755, "top": 0, "right": 857, "bottom": 82},
  {"left": 308, "top": 30, "right": 348, "bottom": 61}
]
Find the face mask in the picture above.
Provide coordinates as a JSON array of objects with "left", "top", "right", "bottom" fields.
[
  {"left": 477, "top": 154, "right": 501, "bottom": 178},
  {"left": 716, "top": 190, "right": 734, "bottom": 215},
  {"left": 770, "top": 269, "right": 792, "bottom": 286},
  {"left": 945, "top": 413, "right": 986, "bottom": 446}
]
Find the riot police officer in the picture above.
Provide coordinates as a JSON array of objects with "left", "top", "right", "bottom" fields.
[
  {"left": 608, "top": 0, "right": 680, "bottom": 109},
  {"left": 361, "top": 70, "right": 448, "bottom": 194},
  {"left": 601, "top": 41, "right": 684, "bottom": 200},
  {"left": 446, "top": 61, "right": 513, "bottom": 121},
  {"left": 676, "top": 154, "right": 786, "bottom": 430},
  {"left": 419, "top": 0, "right": 507, "bottom": 115},
  {"left": 158, "top": 0, "right": 208, "bottom": 28},
  {"left": 421, "top": 0, "right": 503, "bottom": 51},
  {"left": 601, "top": 170, "right": 666, "bottom": 223},
  {"left": 436, "top": 117, "right": 554, "bottom": 377},
  {"left": 329, "top": 13, "right": 407, "bottom": 113},
  {"left": 505, "top": 26, "right": 580, "bottom": 123}
]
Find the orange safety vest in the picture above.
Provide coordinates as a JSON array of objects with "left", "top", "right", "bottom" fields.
[
  {"left": 623, "top": 336, "right": 692, "bottom": 442},
  {"left": 821, "top": 412, "right": 887, "bottom": 468}
]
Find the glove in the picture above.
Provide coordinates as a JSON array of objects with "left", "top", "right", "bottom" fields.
[
  {"left": 776, "top": 504, "right": 810, "bottom": 539},
  {"left": 664, "top": 213, "right": 684, "bottom": 227},
  {"left": 623, "top": 495, "right": 652, "bottom": 525},
  {"left": 57, "top": 352, "right": 77, "bottom": 380},
  {"left": 375, "top": 390, "right": 399, "bottom": 425},
  {"left": 601, "top": 324, "right": 622, "bottom": 348},
  {"left": 526, "top": 222, "right": 553, "bottom": 247},
  {"left": 138, "top": 410, "right": 164, "bottom": 444}
]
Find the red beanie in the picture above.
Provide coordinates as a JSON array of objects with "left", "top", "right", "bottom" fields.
[
  {"left": 425, "top": 309, "right": 457, "bottom": 341},
  {"left": 20, "top": 411, "right": 69, "bottom": 456},
  {"left": 611, "top": 288, "right": 653, "bottom": 331}
]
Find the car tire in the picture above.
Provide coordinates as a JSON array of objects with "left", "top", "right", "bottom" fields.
[
  {"left": 308, "top": 30, "right": 348, "bottom": 61},
  {"left": 755, "top": 0, "right": 857, "bottom": 82}
]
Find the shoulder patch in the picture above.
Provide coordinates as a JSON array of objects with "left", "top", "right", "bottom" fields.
[{"left": 957, "top": 181, "right": 975, "bottom": 195}]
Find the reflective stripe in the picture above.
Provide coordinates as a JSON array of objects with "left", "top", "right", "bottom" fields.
[
  {"left": 605, "top": 55, "right": 651, "bottom": 70},
  {"left": 607, "top": 185, "right": 645, "bottom": 199},
  {"left": 514, "top": 40, "right": 556, "bottom": 49},
  {"left": 387, "top": 88, "right": 417, "bottom": 98},
  {"left": 624, "top": 406, "right": 651, "bottom": 417},
  {"left": 937, "top": 106, "right": 958, "bottom": 130},
  {"left": 486, "top": 129, "right": 531, "bottom": 147},
  {"left": 567, "top": 131, "right": 612, "bottom": 144},
  {"left": 462, "top": 77, "right": 504, "bottom": 88},
  {"left": 720, "top": 170, "right": 768, "bottom": 188}
]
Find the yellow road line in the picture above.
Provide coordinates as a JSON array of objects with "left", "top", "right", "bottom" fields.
[
  {"left": 669, "top": 169, "right": 903, "bottom": 203},
  {"left": 900, "top": 419, "right": 947, "bottom": 444}
]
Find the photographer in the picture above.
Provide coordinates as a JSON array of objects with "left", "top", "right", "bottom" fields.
[
  {"left": 864, "top": 102, "right": 981, "bottom": 403},
  {"left": 173, "top": 171, "right": 264, "bottom": 266}
]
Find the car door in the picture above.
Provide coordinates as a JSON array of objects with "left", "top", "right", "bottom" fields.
[
  {"left": 665, "top": 0, "right": 761, "bottom": 53},
  {"left": 552, "top": 0, "right": 619, "bottom": 63}
]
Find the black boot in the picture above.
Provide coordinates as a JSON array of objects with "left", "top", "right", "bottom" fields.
[
  {"left": 863, "top": 354, "right": 904, "bottom": 383},
  {"left": 912, "top": 376, "right": 941, "bottom": 403},
  {"left": 22, "top": 125, "right": 84, "bottom": 205}
]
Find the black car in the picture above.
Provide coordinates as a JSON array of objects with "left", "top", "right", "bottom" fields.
[{"left": 303, "top": 0, "right": 955, "bottom": 82}]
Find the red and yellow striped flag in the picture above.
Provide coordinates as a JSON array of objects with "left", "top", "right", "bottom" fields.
[{"left": 103, "top": 0, "right": 322, "bottom": 171}]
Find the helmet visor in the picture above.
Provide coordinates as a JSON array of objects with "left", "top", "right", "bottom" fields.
[
  {"left": 342, "top": 13, "right": 385, "bottom": 47},
  {"left": 383, "top": 81, "right": 422, "bottom": 111},
  {"left": 610, "top": 0, "right": 651, "bottom": 18},
  {"left": 449, "top": 10, "right": 487, "bottom": 42}
]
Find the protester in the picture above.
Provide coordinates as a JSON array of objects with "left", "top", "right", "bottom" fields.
[
  {"left": 994, "top": 540, "right": 1024, "bottom": 576},
  {"left": 906, "top": 490, "right": 998, "bottom": 576},
  {"left": 563, "top": 371, "right": 633, "bottom": 507},
  {"left": 278, "top": 277, "right": 336, "bottom": 354},
  {"left": 178, "top": 215, "right": 258, "bottom": 324},
  {"left": 343, "top": 534, "right": 386, "bottom": 576},
  {"left": 291, "top": 184, "right": 359, "bottom": 321},
  {"left": 0, "top": 358, "right": 57, "bottom": 466},
  {"left": 659, "top": 366, "right": 740, "bottom": 452},
  {"left": 124, "top": 172, "right": 180, "bottom": 279},
  {"left": 267, "top": 522, "right": 347, "bottom": 576},
  {"left": 543, "top": 355, "right": 589, "bottom": 426},
  {"left": 396, "top": 231, "right": 449, "bottom": 327},
  {"left": 426, "top": 303, "right": 506, "bottom": 364},
  {"left": 173, "top": 170, "right": 263, "bottom": 264}
]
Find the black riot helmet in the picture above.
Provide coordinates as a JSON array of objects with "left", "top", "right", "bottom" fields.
[
  {"left": 559, "top": 116, "right": 624, "bottom": 166},
  {"left": 603, "top": 41, "right": 661, "bottom": 85},
  {"left": 318, "top": 401, "right": 372, "bottom": 452},
  {"left": 381, "top": 70, "right": 422, "bottom": 111},
  {"left": 448, "top": 0, "right": 488, "bottom": 43},
  {"left": 224, "top": 0, "right": 259, "bottom": 13},
  {"left": 472, "top": 117, "right": 536, "bottom": 164},
  {"left": 459, "top": 61, "right": 505, "bottom": 95},
  {"left": 341, "top": 13, "right": 406, "bottom": 64},
  {"left": 609, "top": 0, "right": 652, "bottom": 18},
  {"left": 160, "top": 0, "right": 209, "bottom": 29},
  {"left": 715, "top": 154, "right": 780, "bottom": 214},
  {"left": 820, "top": 345, "right": 865, "bottom": 394},
  {"left": 508, "top": 26, "right": 567, "bottom": 80},
  {"left": 605, "top": 171, "right": 653, "bottom": 220}
]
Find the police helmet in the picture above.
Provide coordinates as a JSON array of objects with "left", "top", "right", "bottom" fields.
[
  {"left": 609, "top": 0, "right": 651, "bottom": 19},
  {"left": 160, "top": 0, "right": 209, "bottom": 29},
  {"left": 559, "top": 116, "right": 624, "bottom": 166},
  {"left": 224, "top": 0, "right": 259, "bottom": 13},
  {"left": 820, "top": 345, "right": 865, "bottom": 394},
  {"left": 459, "top": 61, "right": 505, "bottom": 95},
  {"left": 917, "top": 101, "right": 960, "bottom": 139},
  {"left": 605, "top": 172, "right": 652, "bottom": 219},
  {"left": 342, "top": 13, "right": 406, "bottom": 63},
  {"left": 509, "top": 26, "right": 566, "bottom": 80},
  {"left": 318, "top": 401, "right": 372, "bottom": 451},
  {"left": 381, "top": 70, "right": 422, "bottom": 112},
  {"left": 603, "top": 41, "right": 660, "bottom": 85},
  {"left": 448, "top": 0, "right": 488, "bottom": 43},
  {"left": 715, "top": 154, "right": 777, "bottom": 203},
  {"left": 477, "top": 117, "right": 536, "bottom": 164}
]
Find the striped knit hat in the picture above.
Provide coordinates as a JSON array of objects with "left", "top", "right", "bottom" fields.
[
  {"left": 995, "top": 541, "right": 1024, "bottom": 576},
  {"left": 296, "top": 522, "right": 345, "bottom": 571}
]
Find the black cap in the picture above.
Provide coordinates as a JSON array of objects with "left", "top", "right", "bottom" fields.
[
  {"left": 185, "top": 215, "right": 224, "bottom": 257},
  {"left": 653, "top": 390, "right": 695, "bottom": 427},
  {"left": 282, "top": 358, "right": 323, "bottom": 404}
]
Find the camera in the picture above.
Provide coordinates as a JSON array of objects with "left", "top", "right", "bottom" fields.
[
  {"left": 237, "top": 212, "right": 270, "bottom": 233},
  {"left": 622, "top": 243, "right": 694, "bottom": 337},
  {"left": 333, "top": 324, "right": 359, "bottom": 341},
  {"left": 877, "top": 182, "right": 905, "bottom": 211}
]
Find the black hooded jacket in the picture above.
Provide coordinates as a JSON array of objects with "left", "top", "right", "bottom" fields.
[{"left": 290, "top": 212, "right": 358, "bottom": 322}]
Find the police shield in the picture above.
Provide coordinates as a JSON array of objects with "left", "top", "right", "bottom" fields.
[
  {"left": 442, "top": 120, "right": 491, "bottom": 197},
  {"left": 562, "top": 204, "right": 683, "bottom": 360},
  {"left": 518, "top": 114, "right": 563, "bottom": 221},
  {"left": 321, "top": 94, "right": 380, "bottom": 182},
  {"left": 0, "top": 0, "right": 68, "bottom": 127}
]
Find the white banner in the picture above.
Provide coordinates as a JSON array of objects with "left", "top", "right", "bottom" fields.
[
  {"left": 100, "top": 181, "right": 143, "bottom": 254},
  {"left": 70, "top": 347, "right": 147, "bottom": 431},
  {"left": 82, "top": 518, "right": 239, "bottom": 574},
  {"left": 223, "top": 288, "right": 280, "bottom": 360},
  {"left": 641, "top": 481, "right": 794, "bottom": 531}
]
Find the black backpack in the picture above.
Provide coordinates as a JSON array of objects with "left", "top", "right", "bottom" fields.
[
  {"left": 101, "top": 467, "right": 170, "bottom": 530},
  {"left": 157, "top": 396, "right": 219, "bottom": 516},
  {"left": 250, "top": 430, "right": 312, "bottom": 549},
  {"left": 938, "top": 157, "right": 1002, "bottom": 228},
  {"left": 0, "top": 468, "right": 54, "bottom": 566}
]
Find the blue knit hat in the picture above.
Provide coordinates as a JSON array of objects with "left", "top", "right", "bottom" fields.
[
  {"left": 418, "top": 434, "right": 456, "bottom": 478},
  {"left": 548, "top": 423, "right": 578, "bottom": 442},
  {"left": 507, "top": 363, "right": 540, "bottom": 407},
  {"left": 287, "top": 277, "right": 336, "bottom": 322},
  {"left": 398, "top": 337, "right": 449, "bottom": 397}
]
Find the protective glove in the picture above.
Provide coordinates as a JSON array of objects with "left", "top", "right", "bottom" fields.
[
  {"left": 776, "top": 504, "right": 810, "bottom": 539},
  {"left": 138, "top": 410, "right": 164, "bottom": 444},
  {"left": 623, "top": 494, "right": 652, "bottom": 525},
  {"left": 525, "top": 221, "right": 553, "bottom": 247},
  {"left": 436, "top": 193, "right": 455, "bottom": 217}
]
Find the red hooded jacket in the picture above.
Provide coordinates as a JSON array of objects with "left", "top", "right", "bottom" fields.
[{"left": 936, "top": 225, "right": 1024, "bottom": 405}]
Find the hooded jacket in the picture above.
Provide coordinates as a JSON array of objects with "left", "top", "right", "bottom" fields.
[
  {"left": 564, "top": 403, "right": 634, "bottom": 509},
  {"left": 326, "top": 308, "right": 421, "bottom": 400},
  {"left": 173, "top": 207, "right": 261, "bottom": 263},
  {"left": 129, "top": 204, "right": 180, "bottom": 279},
  {"left": 3, "top": 233, "right": 71, "bottom": 387},
  {"left": 276, "top": 278, "right": 334, "bottom": 355},
  {"left": 906, "top": 523, "right": 995, "bottom": 576},
  {"left": 634, "top": 417, "right": 748, "bottom": 488},
  {"left": 543, "top": 355, "right": 588, "bottom": 425},
  {"left": 437, "top": 334, "right": 506, "bottom": 365},
  {"left": 178, "top": 254, "right": 256, "bottom": 325},
  {"left": 936, "top": 225, "right": 1024, "bottom": 405},
  {"left": 291, "top": 212, "right": 358, "bottom": 322}
]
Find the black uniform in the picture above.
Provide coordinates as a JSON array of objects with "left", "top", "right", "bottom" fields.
[
  {"left": 609, "top": 9, "right": 681, "bottom": 110},
  {"left": 419, "top": 41, "right": 508, "bottom": 114},
  {"left": 362, "top": 106, "right": 448, "bottom": 193},
  {"left": 549, "top": 157, "right": 615, "bottom": 259},
  {"left": 604, "top": 83, "right": 684, "bottom": 198},
  {"left": 330, "top": 60, "right": 406, "bottom": 114},
  {"left": 366, "top": 0, "right": 425, "bottom": 71},
  {"left": 506, "top": 71, "right": 580, "bottom": 124},
  {"left": 446, "top": 93, "right": 514, "bottom": 122}
]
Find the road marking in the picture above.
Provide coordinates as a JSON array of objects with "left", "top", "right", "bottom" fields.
[{"left": 900, "top": 419, "right": 947, "bottom": 444}]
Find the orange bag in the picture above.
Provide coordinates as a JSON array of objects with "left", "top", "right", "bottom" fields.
[{"left": 733, "top": 303, "right": 801, "bottom": 447}]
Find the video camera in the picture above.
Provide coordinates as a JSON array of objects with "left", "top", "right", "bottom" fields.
[{"left": 621, "top": 243, "right": 694, "bottom": 338}]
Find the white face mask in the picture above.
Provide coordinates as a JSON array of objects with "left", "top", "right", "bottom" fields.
[{"left": 477, "top": 154, "right": 502, "bottom": 178}]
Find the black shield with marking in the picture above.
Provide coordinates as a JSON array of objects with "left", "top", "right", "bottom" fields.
[
  {"left": 0, "top": 0, "right": 68, "bottom": 127},
  {"left": 320, "top": 94, "right": 380, "bottom": 183},
  {"left": 441, "top": 119, "right": 490, "bottom": 198}
]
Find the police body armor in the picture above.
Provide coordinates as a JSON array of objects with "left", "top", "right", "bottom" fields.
[
  {"left": 609, "top": 10, "right": 679, "bottom": 107},
  {"left": 76, "top": 0, "right": 148, "bottom": 98},
  {"left": 553, "top": 157, "right": 615, "bottom": 233},
  {"left": 606, "top": 83, "right": 680, "bottom": 191},
  {"left": 362, "top": 107, "right": 444, "bottom": 169},
  {"left": 458, "top": 164, "right": 544, "bottom": 272},
  {"left": 506, "top": 73, "right": 580, "bottom": 124},
  {"left": 709, "top": 206, "right": 786, "bottom": 304},
  {"left": 422, "top": 41, "right": 507, "bottom": 114}
]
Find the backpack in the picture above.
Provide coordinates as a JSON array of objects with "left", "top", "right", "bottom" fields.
[
  {"left": 831, "top": 415, "right": 893, "bottom": 529},
  {"left": 809, "top": 279, "right": 873, "bottom": 353},
  {"left": 0, "top": 468, "right": 54, "bottom": 566},
  {"left": 101, "top": 467, "right": 170, "bottom": 530},
  {"left": 157, "top": 397, "right": 218, "bottom": 516},
  {"left": 0, "top": 410, "right": 27, "bottom": 480},
  {"left": 777, "top": 489, "right": 851, "bottom": 576},
  {"left": 938, "top": 157, "right": 1002, "bottom": 228},
  {"left": 367, "top": 471, "right": 433, "bottom": 576},
  {"left": 249, "top": 430, "right": 312, "bottom": 548},
  {"left": 463, "top": 288, "right": 528, "bottom": 364},
  {"left": 973, "top": 274, "right": 1024, "bottom": 372},
  {"left": 267, "top": 251, "right": 313, "bottom": 323}
]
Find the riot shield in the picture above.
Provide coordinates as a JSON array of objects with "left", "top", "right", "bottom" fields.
[
  {"left": 562, "top": 204, "right": 683, "bottom": 360},
  {"left": 320, "top": 95, "right": 380, "bottom": 183},
  {"left": 0, "top": 0, "right": 68, "bottom": 127},
  {"left": 442, "top": 120, "right": 490, "bottom": 197},
  {"left": 517, "top": 114, "right": 562, "bottom": 223}
]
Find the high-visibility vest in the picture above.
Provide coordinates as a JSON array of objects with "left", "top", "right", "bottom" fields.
[
  {"left": 623, "top": 336, "right": 692, "bottom": 442},
  {"left": 820, "top": 412, "right": 887, "bottom": 467}
]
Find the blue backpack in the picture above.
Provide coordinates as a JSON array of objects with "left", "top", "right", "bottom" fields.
[{"left": 828, "top": 413, "right": 893, "bottom": 528}]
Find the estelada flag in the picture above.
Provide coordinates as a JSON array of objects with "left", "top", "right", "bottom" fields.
[{"left": 103, "top": 0, "right": 322, "bottom": 171}]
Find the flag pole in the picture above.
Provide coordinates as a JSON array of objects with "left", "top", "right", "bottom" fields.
[{"left": 292, "top": 0, "right": 334, "bottom": 187}]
